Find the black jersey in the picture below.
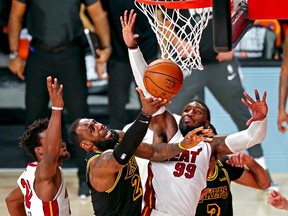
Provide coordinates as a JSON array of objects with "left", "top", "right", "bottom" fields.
[
  {"left": 86, "top": 152, "right": 143, "bottom": 216},
  {"left": 196, "top": 156, "right": 244, "bottom": 216}
]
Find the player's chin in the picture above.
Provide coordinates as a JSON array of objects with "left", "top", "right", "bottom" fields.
[{"left": 59, "top": 151, "right": 71, "bottom": 161}]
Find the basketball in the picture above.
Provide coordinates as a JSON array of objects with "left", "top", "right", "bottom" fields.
[{"left": 143, "top": 59, "right": 183, "bottom": 99}]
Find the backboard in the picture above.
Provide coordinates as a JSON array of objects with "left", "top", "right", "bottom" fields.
[
  {"left": 213, "top": 0, "right": 252, "bottom": 52},
  {"left": 213, "top": 0, "right": 288, "bottom": 52},
  {"left": 135, "top": 0, "right": 288, "bottom": 70}
]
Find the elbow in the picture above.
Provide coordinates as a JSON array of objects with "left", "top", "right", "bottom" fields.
[
  {"left": 5, "top": 194, "right": 13, "bottom": 208},
  {"left": 256, "top": 169, "right": 271, "bottom": 190},
  {"left": 262, "top": 181, "right": 271, "bottom": 190},
  {"left": 5, "top": 197, "right": 9, "bottom": 206}
]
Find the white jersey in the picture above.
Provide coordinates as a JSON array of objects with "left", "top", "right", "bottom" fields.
[
  {"left": 17, "top": 162, "right": 71, "bottom": 216},
  {"left": 142, "top": 129, "right": 212, "bottom": 216}
]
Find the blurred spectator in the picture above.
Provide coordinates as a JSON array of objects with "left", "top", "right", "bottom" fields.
[
  {"left": 235, "top": 19, "right": 281, "bottom": 61},
  {"left": 277, "top": 27, "right": 288, "bottom": 133},
  {"left": 0, "top": 0, "right": 11, "bottom": 54},
  {"left": 101, "top": 1, "right": 159, "bottom": 129},
  {"left": 8, "top": 0, "right": 111, "bottom": 199}
]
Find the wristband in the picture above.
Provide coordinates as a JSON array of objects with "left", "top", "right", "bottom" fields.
[
  {"left": 141, "top": 110, "right": 152, "bottom": 118},
  {"left": 9, "top": 51, "right": 19, "bottom": 60},
  {"left": 128, "top": 44, "right": 138, "bottom": 49},
  {"left": 52, "top": 106, "right": 63, "bottom": 111},
  {"left": 178, "top": 142, "right": 188, "bottom": 150}
]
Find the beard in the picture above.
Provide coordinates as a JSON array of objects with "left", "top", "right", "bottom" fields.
[
  {"left": 179, "top": 123, "right": 198, "bottom": 137},
  {"left": 179, "top": 117, "right": 207, "bottom": 137},
  {"left": 92, "top": 130, "right": 120, "bottom": 151},
  {"left": 59, "top": 151, "right": 71, "bottom": 161}
]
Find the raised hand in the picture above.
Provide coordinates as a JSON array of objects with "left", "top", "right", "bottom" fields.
[
  {"left": 46, "top": 76, "right": 64, "bottom": 109},
  {"left": 136, "top": 87, "right": 170, "bottom": 116},
  {"left": 241, "top": 89, "right": 268, "bottom": 126},
  {"left": 120, "top": 10, "right": 139, "bottom": 48}
]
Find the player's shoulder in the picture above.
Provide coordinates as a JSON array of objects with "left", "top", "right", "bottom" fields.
[{"left": 172, "top": 113, "right": 181, "bottom": 124}]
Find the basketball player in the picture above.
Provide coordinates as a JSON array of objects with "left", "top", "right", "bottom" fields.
[
  {"left": 67, "top": 87, "right": 212, "bottom": 216},
  {"left": 196, "top": 151, "right": 270, "bottom": 216},
  {"left": 121, "top": 10, "right": 269, "bottom": 215},
  {"left": 160, "top": 7, "right": 277, "bottom": 189},
  {"left": 5, "top": 76, "right": 71, "bottom": 215}
]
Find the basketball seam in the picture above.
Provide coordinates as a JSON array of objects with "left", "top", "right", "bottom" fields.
[
  {"left": 143, "top": 77, "right": 181, "bottom": 94},
  {"left": 144, "top": 71, "right": 183, "bottom": 83}
]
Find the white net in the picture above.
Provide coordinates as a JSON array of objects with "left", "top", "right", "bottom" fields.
[{"left": 135, "top": 0, "right": 212, "bottom": 73}]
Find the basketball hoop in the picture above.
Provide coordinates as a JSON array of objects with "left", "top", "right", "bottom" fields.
[
  {"left": 136, "top": 0, "right": 212, "bottom": 9},
  {"left": 135, "top": 0, "right": 212, "bottom": 73}
]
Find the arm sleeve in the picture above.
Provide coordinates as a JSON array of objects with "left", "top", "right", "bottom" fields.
[
  {"left": 113, "top": 111, "right": 151, "bottom": 165},
  {"left": 128, "top": 47, "right": 166, "bottom": 116},
  {"left": 128, "top": 47, "right": 150, "bottom": 97},
  {"left": 225, "top": 117, "right": 267, "bottom": 153}
]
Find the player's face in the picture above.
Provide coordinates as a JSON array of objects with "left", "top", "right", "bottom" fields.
[
  {"left": 38, "top": 131, "right": 70, "bottom": 160},
  {"left": 77, "top": 118, "right": 114, "bottom": 142},
  {"left": 59, "top": 141, "right": 70, "bottom": 160},
  {"left": 76, "top": 118, "right": 118, "bottom": 151},
  {"left": 180, "top": 101, "right": 208, "bottom": 129}
]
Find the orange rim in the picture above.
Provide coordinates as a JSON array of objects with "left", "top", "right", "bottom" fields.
[{"left": 135, "top": 0, "right": 212, "bottom": 9}]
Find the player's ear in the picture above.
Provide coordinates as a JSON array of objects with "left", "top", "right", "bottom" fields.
[
  {"left": 34, "top": 146, "right": 43, "bottom": 156},
  {"left": 80, "top": 140, "right": 93, "bottom": 150}
]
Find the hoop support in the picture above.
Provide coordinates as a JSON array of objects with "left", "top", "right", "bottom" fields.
[{"left": 135, "top": 0, "right": 212, "bottom": 9}]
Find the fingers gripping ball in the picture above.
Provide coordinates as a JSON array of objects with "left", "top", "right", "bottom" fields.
[{"left": 143, "top": 59, "right": 183, "bottom": 99}]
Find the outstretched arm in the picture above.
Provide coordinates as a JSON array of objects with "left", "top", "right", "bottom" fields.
[
  {"left": 209, "top": 90, "right": 268, "bottom": 159},
  {"left": 228, "top": 152, "right": 270, "bottom": 190},
  {"left": 89, "top": 88, "right": 170, "bottom": 192},
  {"left": 135, "top": 127, "right": 213, "bottom": 161},
  {"left": 225, "top": 89, "right": 267, "bottom": 153},
  {"left": 35, "top": 77, "right": 64, "bottom": 189},
  {"left": 121, "top": 9, "right": 167, "bottom": 119},
  {"left": 268, "top": 190, "right": 288, "bottom": 210},
  {"left": 113, "top": 87, "right": 170, "bottom": 164},
  {"left": 120, "top": 10, "right": 150, "bottom": 97}
]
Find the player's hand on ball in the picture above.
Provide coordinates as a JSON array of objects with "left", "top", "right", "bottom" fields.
[{"left": 136, "top": 87, "right": 170, "bottom": 116}]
